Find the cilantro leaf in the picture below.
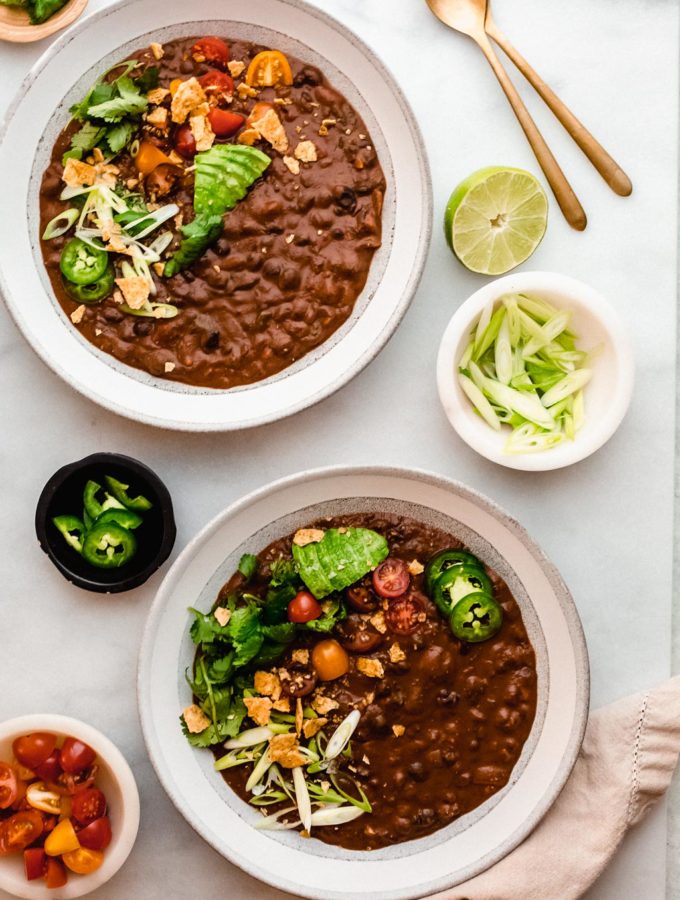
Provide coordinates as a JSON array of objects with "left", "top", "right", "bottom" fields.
[
  {"left": 226, "top": 603, "right": 264, "bottom": 666},
  {"left": 103, "top": 121, "right": 134, "bottom": 154},
  {"left": 238, "top": 553, "right": 258, "bottom": 581},
  {"left": 261, "top": 622, "right": 296, "bottom": 643},
  {"left": 301, "top": 598, "right": 346, "bottom": 633},
  {"left": 180, "top": 716, "right": 224, "bottom": 748},
  {"left": 71, "top": 122, "right": 106, "bottom": 152},
  {"left": 251, "top": 642, "right": 288, "bottom": 667},
  {"left": 135, "top": 66, "right": 159, "bottom": 93},
  {"left": 87, "top": 91, "right": 148, "bottom": 123},
  {"left": 188, "top": 607, "right": 229, "bottom": 645},
  {"left": 206, "top": 652, "right": 234, "bottom": 683}
]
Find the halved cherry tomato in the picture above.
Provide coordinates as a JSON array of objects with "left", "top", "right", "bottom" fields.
[
  {"left": 385, "top": 593, "right": 425, "bottom": 635},
  {"left": 169, "top": 78, "right": 182, "bottom": 96},
  {"left": 34, "top": 749, "right": 62, "bottom": 784},
  {"left": 134, "top": 140, "right": 175, "bottom": 176},
  {"left": 346, "top": 584, "right": 378, "bottom": 612},
  {"left": 0, "top": 763, "right": 23, "bottom": 810},
  {"left": 26, "top": 782, "right": 62, "bottom": 815},
  {"left": 173, "top": 124, "right": 197, "bottom": 160},
  {"left": 76, "top": 816, "right": 112, "bottom": 851},
  {"left": 191, "top": 37, "right": 229, "bottom": 69},
  {"left": 45, "top": 857, "right": 68, "bottom": 889},
  {"left": 63, "top": 847, "right": 104, "bottom": 875},
  {"left": 24, "top": 848, "right": 47, "bottom": 881},
  {"left": 372, "top": 558, "right": 410, "bottom": 598},
  {"left": 199, "top": 69, "right": 234, "bottom": 96},
  {"left": 13, "top": 733, "right": 57, "bottom": 771},
  {"left": 0, "top": 811, "right": 43, "bottom": 853},
  {"left": 246, "top": 50, "right": 293, "bottom": 87},
  {"left": 60, "top": 738, "right": 96, "bottom": 775},
  {"left": 311, "top": 639, "right": 349, "bottom": 681},
  {"left": 287, "top": 591, "right": 322, "bottom": 624},
  {"left": 207, "top": 108, "right": 245, "bottom": 138},
  {"left": 71, "top": 788, "right": 106, "bottom": 826},
  {"left": 44, "top": 818, "right": 80, "bottom": 856}
]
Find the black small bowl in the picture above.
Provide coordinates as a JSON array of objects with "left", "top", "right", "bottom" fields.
[{"left": 35, "top": 452, "right": 176, "bottom": 593}]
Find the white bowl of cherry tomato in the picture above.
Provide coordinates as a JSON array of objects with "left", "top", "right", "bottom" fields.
[{"left": 0, "top": 715, "right": 139, "bottom": 898}]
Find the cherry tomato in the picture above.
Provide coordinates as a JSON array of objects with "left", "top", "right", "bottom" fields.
[
  {"left": 71, "top": 788, "right": 106, "bottom": 826},
  {"left": 199, "top": 69, "right": 234, "bottom": 96},
  {"left": 246, "top": 50, "right": 293, "bottom": 87},
  {"left": 45, "top": 857, "right": 68, "bottom": 889},
  {"left": 33, "top": 750, "right": 62, "bottom": 783},
  {"left": 63, "top": 847, "right": 104, "bottom": 875},
  {"left": 0, "top": 763, "right": 24, "bottom": 810},
  {"left": 385, "top": 593, "right": 425, "bottom": 635},
  {"left": 173, "top": 124, "right": 197, "bottom": 160},
  {"left": 346, "top": 584, "right": 378, "bottom": 613},
  {"left": 287, "top": 591, "right": 322, "bottom": 624},
  {"left": 44, "top": 818, "right": 80, "bottom": 856},
  {"left": 191, "top": 36, "right": 229, "bottom": 69},
  {"left": 311, "top": 639, "right": 349, "bottom": 681},
  {"left": 60, "top": 738, "right": 96, "bottom": 775},
  {"left": 24, "top": 848, "right": 47, "bottom": 881},
  {"left": 12, "top": 733, "right": 57, "bottom": 771},
  {"left": 76, "top": 816, "right": 112, "bottom": 851},
  {"left": 207, "top": 108, "right": 245, "bottom": 138},
  {"left": 26, "top": 782, "right": 62, "bottom": 815},
  {"left": 372, "top": 558, "right": 410, "bottom": 598},
  {"left": 0, "top": 811, "right": 43, "bottom": 853}
]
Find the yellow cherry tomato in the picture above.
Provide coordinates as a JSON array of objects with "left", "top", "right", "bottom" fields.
[
  {"left": 26, "top": 781, "right": 62, "bottom": 815},
  {"left": 246, "top": 50, "right": 293, "bottom": 87},
  {"left": 134, "top": 140, "right": 175, "bottom": 176},
  {"left": 44, "top": 818, "right": 80, "bottom": 856},
  {"left": 62, "top": 848, "right": 104, "bottom": 875},
  {"left": 169, "top": 78, "right": 183, "bottom": 96},
  {"left": 311, "top": 639, "right": 349, "bottom": 681}
]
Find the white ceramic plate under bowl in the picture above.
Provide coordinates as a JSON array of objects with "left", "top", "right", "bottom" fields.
[
  {"left": 138, "top": 466, "right": 589, "bottom": 899},
  {"left": 0, "top": 0, "right": 430, "bottom": 432},
  {"left": 437, "top": 271, "right": 634, "bottom": 471}
]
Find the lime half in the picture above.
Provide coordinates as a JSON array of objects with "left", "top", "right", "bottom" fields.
[{"left": 444, "top": 167, "right": 548, "bottom": 275}]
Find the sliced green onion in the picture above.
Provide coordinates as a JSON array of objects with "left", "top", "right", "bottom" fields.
[
  {"left": 254, "top": 806, "right": 299, "bottom": 830},
  {"left": 494, "top": 314, "right": 512, "bottom": 385},
  {"left": 310, "top": 806, "right": 364, "bottom": 826},
  {"left": 122, "top": 204, "right": 179, "bottom": 240},
  {"left": 473, "top": 304, "right": 505, "bottom": 360},
  {"left": 505, "top": 423, "right": 566, "bottom": 454},
  {"left": 119, "top": 302, "right": 179, "bottom": 319},
  {"left": 469, "top": 362, "right": 555, "bottom": 429},
  {"left": 503, "top": 295, "right": 522, "bottom": 344},
  {"left": 292, "top": 766, "right": 312, "bottom": 832},
  {"left": 521, "top": 310, "right": 571, "bottom": 358},
  {"left": 324, "top": 710, "right": 360, "bottom": 761},
  {"left": 245, "top": 748, "right": 271, "bottom": 792},
  {"left": 458, "top": 373, "right": 501, "bottom": 431},
  {"left": 43, "top": 208, "right": 79, "bottom": 240},
  {"left": 541, "top": 369, "right": 592, "bottom": 408},
  {"left": 573, "top": 390, "right": 585, "bottom": 431},
  {"left": 224, "top": 726, "right": 275, "bottom": 749}
]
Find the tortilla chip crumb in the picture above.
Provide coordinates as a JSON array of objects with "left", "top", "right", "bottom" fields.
[
  {"left": 408, "top": 559, "right": 424, "bottom": 576},
  {"left": 268, "top": 733, "right": 306, "bottom": 768},
  {"left": 254, "top": 670, "right": 282, "bottom": 701},
  {"left": 392, "top": 724, "right": 405, "bottom": 737},
  {"left": 164, "top": 362, "right": 176, "bottom": 374},
  {"left": 293, "top": 528, "right": 325, "bottom": 547},
  {"left": 183, "top": 704, "right": 210, "bottom": 733},
  {"left": 303, "top": 717, "right": 327, "bottom": 739},
  {"left": 148, "top": 87, "right": 170, "bottom": 105},
  {"left": 149, "top": 42, "right": 164, "bottom": 60},
  {"left": 295, "top": 698, "right": 304, "bottom": 735},
  {"left": 238, "top": 128, "right": 260, "bottom": 146},
  {"left": 237, "top": 83, "right": 259, "bottom": 99},
  {"left": 211, "top": 605, "right": 230, "bottom": 626},
  {"left": 389, "top": 642, "right": 406, "bottom": 663},
  {"left": 152, "top": 262, "right": 165, "bottom": 277},
  {"left": 294, "top": 140, "right": 317, "bottom": 163},
  {"left": 318, "top": 118, "right": 337, "bottom": 137},
  {"left": 190, "top": 114, "right": 215, "bottom": 151},
  {"left": 291, "top": 649, "right": 310, "bottom": 665},
  {"left": 62, "top": 158, "right": 96, "bottom": 188},
  {"left": 95, "top": 328, "right": 102, "bottom": 336},
  {"left": 114, "top": 276, "right": 150, "bottom": 309},
  {"left": 244, "top": 696, "right": 272, "bottom": 726},
  {"left": 357, "top": 657, "right": 384, "bottom": 679},
  {"left": 70, "top": 304, "right": 86, "bottom": 324},
  {"left": 285, "top": 233, "right": 295, "bottom": 244},
  {"left": 227, "top": 60, "right": 246, "bottom": 78},
  {"left": 282, "top": 155, "right": 300, "bottom": 175},
  {"left": 272, "top": 697, "right": 291, "bottom": 712},
  {"left": 369, "top": 611, "right": 387, "bottom": 634},
  {"left": 171, "top": 77, "right": 207, "bottom": 124},
  {"left": 250, "top": 107, "right": 288, "bottom": 153},
  {"left": 146, "top": 106, "right": 168, "bottom": 129},
  {"left": 311, "top": 695, "right": 339, "bottom": 715},
  {"left": 362, "top": 754, "right": 370, "bottom": 764}
]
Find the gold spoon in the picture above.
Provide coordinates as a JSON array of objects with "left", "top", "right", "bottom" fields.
[
  {"left": 485, "top": 9, "right": 632, "bottom": 197},
  {"left": 425, "top": 0, "right": 587, "bottom": 231}
]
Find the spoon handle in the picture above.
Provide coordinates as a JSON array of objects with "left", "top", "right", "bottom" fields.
[
  {"left": 476, "top": 34, "right": 587, "bottom": 231},
  {"left": 486, "top": 15, "right": 632, "bottom": 197}
]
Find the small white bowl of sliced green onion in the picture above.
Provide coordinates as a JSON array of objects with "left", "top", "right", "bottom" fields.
[{"left": 437, "top": 272, "right": 634, "bottom": 471}]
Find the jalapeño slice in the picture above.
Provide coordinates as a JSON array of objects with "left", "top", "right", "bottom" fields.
[
  {"left": 60, "top": 238, "right": 109, "bottom": 285},
  {"left": 424, "top": 548, "right": 482, "bottom": 595},
  {"left": 432, "top": 563, "right": 492, "bottom": 617},
  {"left": 449, "top": 592, "right": 503, "bottom": 643},
  {"left": 63, "top": 265, "right": 114, "bottom": 303},
  {"left": 81, "top": 521, "right": 137, "bottom": 569}
]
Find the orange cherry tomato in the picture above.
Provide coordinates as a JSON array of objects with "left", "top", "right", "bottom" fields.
[
  {"left": 13, "top": 733, "right": 57, "bottom": 771},
  {"left": 0, "top": 810, "right": 43, "bottom": 854},
  {"left": 62, "top": 847, "right": 104, "bottom": 875},
  {"left": 191, "top": 36, "right": 229, "bottom": 69},
  {"left": 45, "top": 857, "right": 68, "bottom": 889},
  {"left": 169, "top": 78, "right": 183, "bottom": 96},
  {"left": 0, "top": 763, "right": 24, "bottom": 810},
  {"left": 311, "top": 639, "right": 349, "bottom": 681},
  {"left": 246, "top": 50, "right": 293, "bottom": 87},
  {"left": 44, "top": 818, "right": 80, "bottom": 856},
  {"left": 134, "top": 140, "right": 175, "bottom": 176}
]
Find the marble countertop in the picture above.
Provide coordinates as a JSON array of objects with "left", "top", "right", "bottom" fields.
[{"left": 0, "top": 0, "right": 677, "bottom": 897}]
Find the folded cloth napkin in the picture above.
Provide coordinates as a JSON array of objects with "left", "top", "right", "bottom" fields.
[{"left": 432, "top": 675, "right": 680, "bottom": 900}]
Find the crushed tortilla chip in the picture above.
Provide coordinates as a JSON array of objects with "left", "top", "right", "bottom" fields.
[
  {"left": 149, "top": 42, "right": 164, "bottom": 60},
  {"left": 190, "top": 114, "right": 215, "bottom": 151},
  {"left": 183, "top": 704, "right": 210, "bottom": 733},
  {"left": 114, "top": 276, "right": 150, "bottom": 309},
  {"left": 392, "top": 724, "right": 405, "bottom": 737},
  {"left": 282, "top": 155, "right": 300, "bottom": 175},
  {"left": 237, "top": 128, "right": 260, "bottom": 146},
  {"left": 244, "top": 696, "right": 272, "bottom": 726},
  {"left": 291, "top": 648, "right": 309, "bottom": 666},
  {"left": 254, "top": 671, "right": 282, "bottom": 701},
  {"left": 146, "top": 106, "right": 168, "bottom": 129},
  {"left": 294, "top": 140, "right": 317, "bottom": 163},
  {"left": 357, "top": 657, "right": 384, "bottom": 679},
  {"left": 70, "top": 304, "right": 86, "bottom": 324},
  {"left": 272, "top": 697, "right": 291, "bottom": 712},
  {"left": 214, "top": 606, "right": 231, "bottom": 627},
  {"left": 268, "top": 733, "right": 306, "bottom": 768},
  {"left": 311, "top": 695, "right": 339, "bottom": 715},
  {"left": 388, "top": 642, "right": 406, "bottom": 663},
  {"left": 293, "top": 528, "right": 324, "bottom": 547},
  {"left": 295, "top": 698, "right": 304, "bottom": 735},
  {"left": 369, "top": 611, "right": 387, "bottom": 634},
  {"left": 237, "top": 83, "right": 259, "bottom": 99},
  {"left": 147, "top": 87, "right": 170, "bottom": 105},
  {"left": 250, "top": 106, "right": 288, "bottom": 154},
  {"left": 302, "top": 717, "right": 327, "bottom": 739},
  {"left": 228, "top": 60, "right": 246, "bottom": 78},
  {"left": 408, "top": 559, "right": 424, "bottom": 576},
  {"left": 171, "top": 77, "right": 207, "bottom": 124},
  {"left": 62, "top": 158, "right": 96, "bottom": 188},
  {"left": 164, "top": 362, "right": 176, "bottom": 374}
]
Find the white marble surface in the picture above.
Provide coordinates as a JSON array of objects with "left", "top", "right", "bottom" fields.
[{"left": 0, "top": 0, "right": 677, "bottom": 897}]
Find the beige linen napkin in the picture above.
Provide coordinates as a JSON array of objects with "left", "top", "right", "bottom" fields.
[{"left": 432, "top": 676, "right": 680, "bottom": 900}]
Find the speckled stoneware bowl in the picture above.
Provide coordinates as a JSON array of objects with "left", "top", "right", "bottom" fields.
[
  {"left": 0, "top": 0, "right": 430, "bottom": 431},
  {"left": 138, "top": 467, "right": 589, "bottom": 899}
]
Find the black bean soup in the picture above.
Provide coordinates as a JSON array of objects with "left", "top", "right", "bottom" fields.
[
  {"left": 214, "top": 513, "right": 537, "bottom": 850},
  {"left": 38, "top": 37, "right": 386, "bottom": 388}
]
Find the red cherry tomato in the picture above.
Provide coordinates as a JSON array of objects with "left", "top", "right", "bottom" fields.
[
  {"left": 173, "top": 124, "right": 197, "bottom": 160},
  {"left": 287, "top": 591, "right": 322, "bottom": 623},
  {"left": 199, "top": 69, "right": 234, "bottom": 96},
  {"left": 60, "top": 738, "right": 96, "bottom": 775},
  {"left": 12, "top": 733, "right": 57, "bottom": 770},
  {"left": 0, "top": 763, "right": 24, "bottom": 810},
  {"left": 385, "top": 593, "right": 425, "bottom": 635},
  {"left": 372, "top": 558, "right": 411, "bottom": 598},
  {"left": 24, "top": 848, "right": 47, "bottom": 881},
  {"left": 0, "top": 811, "right": 43, "bottom": 853},
  {"left": 71, "top": 788, "right": 106, "bottom": 825},
  {"left": 208, "top": 108, "right": 245, "bottom": 138},
  {"left": 191, "top": 36, "right": 229, "bottom": 69},
  {"left": 76, "top": 816, "right": 112, "bottom": 851},
  {"left": 33, "top": 750, "right": 62, "bottom": 783},
  {"left": 45, "top": 857, "right": 68, "bottom": 889}
]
